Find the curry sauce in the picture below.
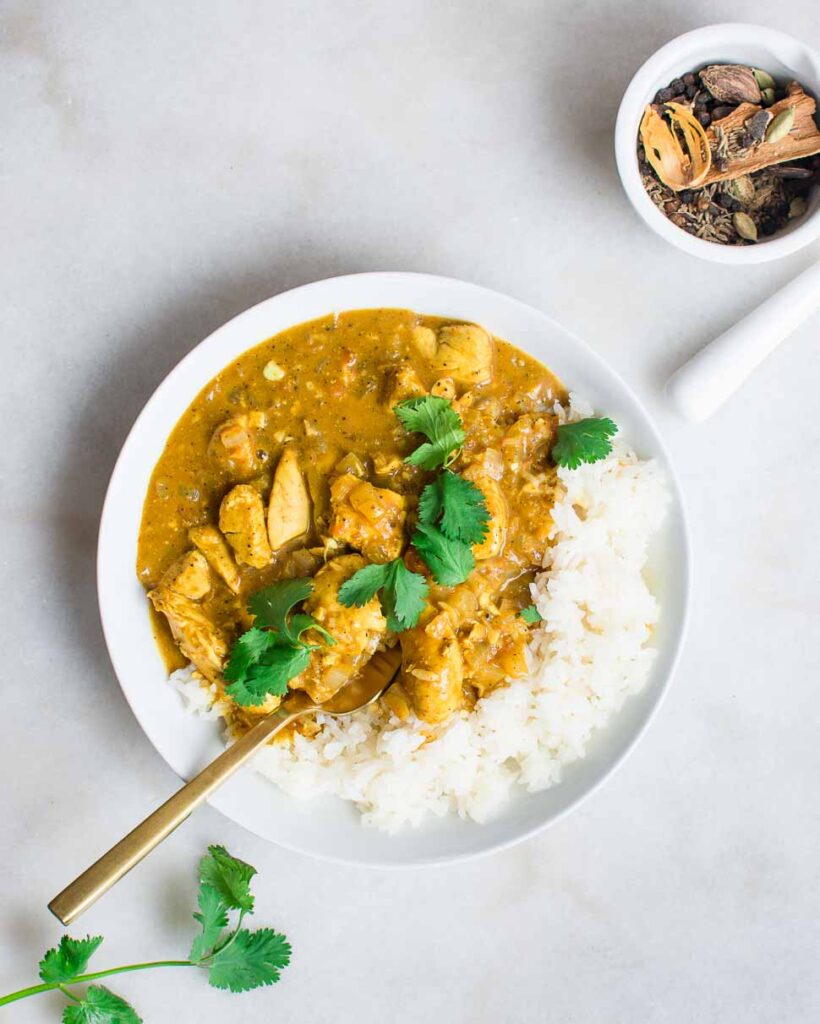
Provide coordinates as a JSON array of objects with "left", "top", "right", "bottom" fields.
[{"left": 138, "top": 308, "right": 566, "bottom": 728}]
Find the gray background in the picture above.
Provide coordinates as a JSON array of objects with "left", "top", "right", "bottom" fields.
[{"left": 2, "top": 1, "right": 819, "bottom": 1021}]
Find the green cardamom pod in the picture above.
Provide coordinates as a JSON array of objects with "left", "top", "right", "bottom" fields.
[
  {"left": 765, "top": 107, "right": 795, "bottom": 143},
  {"left": 788, "top": 196, "right": 808, "bottom": 219},
  {"left": 753, "top": 68, "right": 776, "bottom": 91},
  {"left": 733, "top": 212, "right": 758, "bottom": 242}
]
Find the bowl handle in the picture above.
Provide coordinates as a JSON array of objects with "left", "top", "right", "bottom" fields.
[{"left": 666, "top": 259, "right": 820, "bottom": 422}]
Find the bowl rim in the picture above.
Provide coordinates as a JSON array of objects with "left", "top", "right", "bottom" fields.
[
  {"left": 97, "top": 271, "right": 692, "bottom": 866},
  {"left": 614, "top": 22, "right": 820, "bottom": 265}
]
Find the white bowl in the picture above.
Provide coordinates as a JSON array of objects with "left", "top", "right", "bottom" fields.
[
  {"left": 98, "top": 272, "right": 691, "bottom": 866},
  {"left": 615, "top": 23, "right": 820, "bottom": 264}
]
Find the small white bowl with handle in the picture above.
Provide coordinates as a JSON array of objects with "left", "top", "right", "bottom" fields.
[{"left": 615, "top": 23, "right": 820, "bottom": 264}]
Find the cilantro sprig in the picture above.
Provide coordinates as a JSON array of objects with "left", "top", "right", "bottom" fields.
[
  {"left": 552, "top": 417, "right": 618, "bottom": 470},
  {"left": 520, "top": 604, "right": 543, "bottom": 624},
  {"left": 411, "top": 469, "right": 490, "bottom": 588},
  {"left": 394, "top": 395, "right": 465, "bottom": 470},
  {"left": 338, "top": 558, "right": 429, "bottom": 632},
  {"left": 223, "top": 579, "right": 334, "bottom": 707},
  {"left": 0, "top": 845, "right": 291, "bottom": 1019}
]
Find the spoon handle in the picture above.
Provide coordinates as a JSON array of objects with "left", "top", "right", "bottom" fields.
[
  {"left": 48, "top": 704, "right": 303, "bottom": 925},
  {"left": 666, "top": 259, "right": 820, "bottom": 422}
]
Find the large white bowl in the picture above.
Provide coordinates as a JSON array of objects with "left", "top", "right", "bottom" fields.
[
  {"left": 615, "top": 23, "right": 820, "bottom": 264},
  {"left": 98, "top": 272, "right": 691, "bottom": 866}
]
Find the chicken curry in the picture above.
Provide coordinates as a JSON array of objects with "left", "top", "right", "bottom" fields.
[{"left": 137, "top": 308, "right": 566, "bottom": 732}]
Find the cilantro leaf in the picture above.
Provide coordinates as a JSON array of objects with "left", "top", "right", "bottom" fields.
[
  {"left": 40, "top": 935, "right": 104, "bottom": 983},
  {"left": 248, "top": 578, "right": 313, "bottom": 639},
  {"left": 62, "top": 985, "right": 141, "bottom": 1024},
  {"left": 223, "top": 627, "right": 273, "bottom": 681},
  {"left": 552, "top": 417, "right": 617, "bottom": 470},
  {"left": 190, "top": 884, "right": 230, "bottom": 962},
  {"left": 337, "top": 562, "right": 392, "bottom": 607},
  {"left": 419, "top": 471, "right": 489, "bottom": 545},
  {"left": 383, "top": 560, "right": 429, "bottom": 631},
  {"left": 198, "top": 845, "right": 257, "bottom": 914},
  {"left": 412, "top": 523, "right": 475, "bottom": 586},
  {"left": 520, "top": 605, "right": 543, "bottom": 624},
  {"left": 394, "top": 396, "right": 465, "bottom": 470},
  {"left": 208, "top": 928, "right": 292, "bottom": 993},
  {"left": 225, "top": 642, "right": 310, "bottom": 706},
  {"left": 338, "top": 559, "right": 428, "bottom": 631}
]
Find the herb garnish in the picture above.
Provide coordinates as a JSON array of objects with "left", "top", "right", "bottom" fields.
[
  {"left": 520, "top": 605, "right": 543, "bottom": 624},
  {"left": 223, "top": 579, "right": 334, "bottom": 707},
  {"left": 0, "top": 845, "right": 291, "bottom": 1017},
  {"left": 338, "top": 557, "right": 429, "bottom": 632},
  {"left": 552, "top": 417, "right": 618, "bottom": 470},
  {"left": 418, "top": 470, "right": 490, "bottom": 546},
  {"left": 394, "top": 395, "right": 465, "bottom": 469}
]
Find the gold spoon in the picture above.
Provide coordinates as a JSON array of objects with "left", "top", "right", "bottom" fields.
[{"left": 49, "top": 646, "right": 401, "bottom": 925}]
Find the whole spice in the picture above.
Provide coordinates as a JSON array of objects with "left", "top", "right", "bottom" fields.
[
  {"left": 640, "top": 102, "right": 712, "bottom": 191},
  {"left": 727, "top": 175, "right": 755, "bottom": 205},
  {"left": 744, "top": 109, "right": 773, "bottom": 145},
  {"left": 638, "top": 63, "right": 818, "bottom": 245},
  {"left": 733, "top": 211, "right": 758, "bottom": 241},
  {"left": 753, "top": 68, "right": 776, "bottom": 91},
  {"left": 765, "top": 106, "right": 796, "bottom": 143},
  {"left": 700, "top": 64, "right": 762, "bottom": 104},
  {"left": 789, "top": 196, "right": 808, "bottom": 218}
]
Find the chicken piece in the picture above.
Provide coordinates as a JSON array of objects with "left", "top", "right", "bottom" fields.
[
  {"left": 267, "top": 445, "right": 311, "bottom": 550},
  {"left": 502, "top": 414, "right": 556, "bottom": 473},
  {"left": 160, "top": 550, "right": 212, "bottom": 600},
  {"left": 460, "top": 610, "right": 529, "bottom": 697},
  {"left": 209, "top": 412, "right": 267, "bottom": 477},
  {"left": 381, "top": 679, "right": 413, "bottom": 721},
  {"left": 400, "top": 607, "right": 464, "bottom": 723},
  {"left": 430, "top": 377, "right": 456, "bottom": 401},
  {"left": 290, "top": 555, "right": 388, "bottom": 703},
  {"left": 328, "top": 474, "right": 407, "bottom": 563},
  {"left": 411, "top": 324, "right": 494, "bottom": 387},
  {"left": 386, "top": 363, "right": 426, "bottom": 406},
  {"left": 219, "top": 484, "right": 272, "bottom": 568},
  {"left": 188, "top": 525, "right": 242, "bottom": 594},
  {"left": 148, "top": 587, "right": 228, "bottom": 681},
  {"left": 462, "top": 462, "right": 507, "bottom": 560}
]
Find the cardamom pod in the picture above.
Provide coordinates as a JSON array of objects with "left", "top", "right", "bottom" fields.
[
  {"left": 788, "top": 196, "right": 808, "bottom": 219},
  {"left": 733, "top": 211, "right": 758, "bottom": 241},
  {"left": 727, "top": 175, "right": 755, "bottom": 205},
  {"left": 752, "top": 68, "right": 776, "bottom": 91},
  {"left": 761, "top": 87, "right": 776, "bottom": 106},
  {"left": 765, "top": 107, "right": 795, "bottom": 144}
]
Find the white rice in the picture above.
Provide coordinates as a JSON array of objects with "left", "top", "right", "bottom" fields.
[{"left": 170, "top": 394, "right": 669, "bottom": 832}]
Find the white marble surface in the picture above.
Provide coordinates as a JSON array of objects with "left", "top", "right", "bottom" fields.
[{"left": 2, "top": 2, "right": 820, "bottom": 1021}]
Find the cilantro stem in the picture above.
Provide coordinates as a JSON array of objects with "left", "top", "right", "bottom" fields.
[
  {"left": 58, "top": 983, "right": 81, "bottom": 1002},
  {"left": 0, "top": 961, "right": 196, "bottom": 1007}
]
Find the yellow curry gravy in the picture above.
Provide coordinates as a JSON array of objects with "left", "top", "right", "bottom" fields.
[{"left": 137, "top": 308, "right": 566, "bottom": 730}]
